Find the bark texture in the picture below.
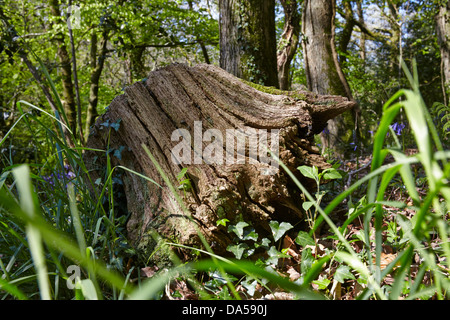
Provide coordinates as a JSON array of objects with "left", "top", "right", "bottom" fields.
[
  {"left": 219, "top": 0, "right": 278, "bottom": 87},
  {"left": 50, "top": 0, "right": 77, "bottom": 135},
  {"left": 85, "top": 29, "right": 109, "bottom": 139},
  {"left": 84, "top": 63, "right": 356, "bottom": 262},
  {"left": 302, "top": 0, "right": 355, "bottom": 158},
  {"left": 277, "top": 0, "right": 301, "bottom": 90},
  {"left": 436, "top": 2, "right": 450, "bottom": 105}
]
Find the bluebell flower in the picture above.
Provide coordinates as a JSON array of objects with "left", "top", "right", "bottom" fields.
[
  {"left": 41, "top": 164, "right": 76, "bottom": 188},
  {"left": 391, "top": 122, "right": 406, "bottom": 136}
]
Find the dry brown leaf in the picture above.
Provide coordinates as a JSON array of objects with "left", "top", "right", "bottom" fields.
[
  {"left": 286, "top": 266, "right": 301, "bottom": 281},
  {"left": 140, "top": 266, "right": 159, "bottom": 278},
  {"left": 372, "top": 252, "right": 398, "bottom": 270}
]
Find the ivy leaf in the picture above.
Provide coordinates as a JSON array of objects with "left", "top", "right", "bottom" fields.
[
  {"left": 113, "top": 146, "right": 125, "bottom": 160},
  {"left": 312, "top": 277, "right": 331, "bottom": 290},
  {"left": 300, "top": 247, "right": 314, "bottom": 275},
  {"left": 241, "top": 278, "right": 258, "bottom": 296},
  {"left": 100, "top": 120, "right": 110, "bottom": 128},
  {"left": 334, "top": 265, "right": 356, "bottom": 283},
  {"left": 295, "top": 231, "right": 315, "bottom": 247},
  {"left": 110, "top": 119, "right": 122, "bottom": 132},
  {"left": 266, "top": 246, "right": 290, "bottom": 265},
  {"left": 242, "top": 228, "right": 259, "bottom": 241},
  {"left": 269, "top": 220, "right": 293, "bottom": 242},
  {"left": 228, "top": 221, "right": 249, "bottom": 239},
  {"left": 226, "top": 243, "right": 248, "bottom": 259},
  {"left": 255, "top": 237, "right": 271, "bottom": 249},
  {"left": 216, "top": 218, "right": 229, "bottom": 227}
]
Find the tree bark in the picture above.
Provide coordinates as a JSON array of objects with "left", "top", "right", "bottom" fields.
[
  {"left": 67, "top": 0, "right": 84, "bottom": 144},
  {"left": 84, "top": 63, "right": 356, "bottom": 262},
  {"left": 219, "top": 0, "right": 279, "bottom": 87},
  {"left": 436, "top": 2, "right": 450, "bottom": 106},
  {"left": 49, "top": 0, "right": 77, "bottom": 136},
  {"left": 277, "top": 0, "right": 301, "bottom": 90},
  {"left": 85, "top": 29, "right": 109, "bottom": 139},
  {"left": 356, "top": 0, "right": 366, "bottom": 64},
  {"left": 302, "top": 0, "right": 355, "bottom": 158},
  {"left": 338, "top": 0, "right": 356, "bottom": 66}
]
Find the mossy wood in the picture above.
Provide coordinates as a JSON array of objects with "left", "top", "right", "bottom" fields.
[{"left": 84, "top": 63, "right": 355, "bottom": 260}]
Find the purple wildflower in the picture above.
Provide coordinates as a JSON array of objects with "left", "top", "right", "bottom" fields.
[{"left": 391, "top": 122, "right": 406, "bottom": 136}]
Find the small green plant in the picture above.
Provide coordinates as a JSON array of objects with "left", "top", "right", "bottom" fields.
[{"left": 297, "top": 165, "right": 342, "bottom": 233}]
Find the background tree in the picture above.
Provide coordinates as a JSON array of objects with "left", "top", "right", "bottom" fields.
[
  {"left": 219, "top": 0, "right": 279, "bottom": 87},
  {"left": 302, "top": 0, "right": 356, "bottom": 157},
  {"left": 49, "top": 0, "right": 77, "bottom": 136},
  {"left": 436, "top": 0, "right": 450, "bottom": 105},
  {"left": 277, "top": 0, "right": 301, "bottom": 90}
]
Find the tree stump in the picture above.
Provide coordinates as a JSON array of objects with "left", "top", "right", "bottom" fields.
[{"left": 84, "top": 63, "right": 356, "bottom": 261}]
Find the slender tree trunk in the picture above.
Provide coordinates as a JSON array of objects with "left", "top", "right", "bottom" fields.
[
  {"left": 302, "top": 0, "right": 355, "bottom": 158},
  {"left": 381, "top": 1, "right": 402, "bottom": 75},
  {"left": 219, "top": 0, "right": 279, "bottom": 87},
  {"left": 85, "top": 29, "right": 109, "bottom": 139},
  {"left": 436, "top": 2, "right": 450, "bottom": 106},
  {"left": 49, "top": 0, "right": 77, "bottom": 136},
  {"left": 338, "top": 0, "right": 356, "bottom": 65},
  {"left": 67, "top": 0, "right": 83, "bottom": 144},
  {"left": 356, "top": 0, "right": 366, "bottom": 65},
  {"left": 130, "top": 46, "right": 147, "bottom": 80},
  {"left": 277, "top": 0, "right": 301, "bottom": 90}
]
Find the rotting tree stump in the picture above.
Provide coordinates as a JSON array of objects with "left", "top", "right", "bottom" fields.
[{"left": 84, "top": 63, "right": 356, "bottom": 262}]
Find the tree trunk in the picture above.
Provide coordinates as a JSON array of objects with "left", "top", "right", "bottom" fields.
[
  {"left": 436, "top": 2, "right": 450, "bottom": 106},
  {"left": 277, "top": 0, "right": 301, "bottom": 90},
  {"left": 85, "top": 29, "right": 109, "bottom": 139},
  {"left": 84, "top": 63, "right": 356, "bottom": 263},
  {"left": 68, "top": 6, "right": 84, "bottom": 144},
  {"left": 338, "top": 0, "right": 356, "bottom": 66},
  {"left": 219, "top": 0, "right": 279, "bottom": 87},
  {"left": 302, "top": 0, "right": 355, "bottom": 158},
  {"left": 356, "top": 0, "right": 366, "bottom": 64},
  {"left": 49, "top": 0, "right": 77, "bottom": 136}
]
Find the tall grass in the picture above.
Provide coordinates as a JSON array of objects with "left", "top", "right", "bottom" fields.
[{"left": 0, "top": 60, "right": 449, "bottom": 300}]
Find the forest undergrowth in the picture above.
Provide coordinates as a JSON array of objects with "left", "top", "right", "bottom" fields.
[{"left": 0, "top": 61, "right": 449, "bottom": 300}]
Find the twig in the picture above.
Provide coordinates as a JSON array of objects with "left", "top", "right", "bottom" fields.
[{"left": 345, "top": 156, "right": 373, "bottom": 188}]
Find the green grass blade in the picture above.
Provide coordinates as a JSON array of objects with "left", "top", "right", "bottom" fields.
[
  {"left": 67, "top": 183, "right": 87, "bottom": 256},
  {"left": 12, "top": 164, "right": 52, "bottom": 300},
  {"left": 0, "top": 277, "right": 28, "bottom": 300},
  {"left": 0, "top": 113, "right": 28, "bottom": 148},
  {"left": 0, "top": 183, "right": 134, "bottom": 298}
]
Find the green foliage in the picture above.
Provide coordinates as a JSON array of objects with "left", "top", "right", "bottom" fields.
[
  {"left": 432, "top": 102, "right": 450, "bottom": 142},
  {"left": 298, "top": 165, "right": 343, "bottom": 231}
]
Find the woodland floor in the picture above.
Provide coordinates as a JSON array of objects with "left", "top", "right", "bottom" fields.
[{"left": 130, "top": 148, "right": 443, "bottom": 300}]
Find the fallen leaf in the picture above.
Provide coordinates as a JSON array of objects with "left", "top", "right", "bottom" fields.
[
  {"left": 140, "top": 266, "right": 159, "bottom": 278},
  {"left": 287, "top": 266, "right": 301, "bottom": 281},
  {"left": 372, "top": 252, "right": 398, "bottom": 270}
]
